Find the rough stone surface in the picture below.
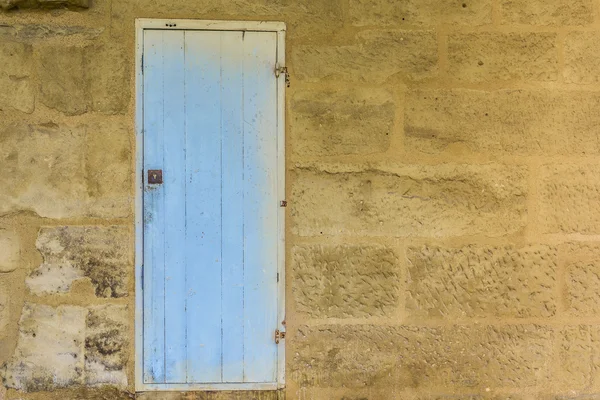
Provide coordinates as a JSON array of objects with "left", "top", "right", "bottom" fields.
[
  {"left": 448, "top": 33, "right": 558, "bottom": 82},
  {"left": 85, "top": 305, "right": 128, "bottom": 387},
  {"left": 3, "top": 303, "right": 86, "bottom": 391},
  {"left": 558, "top": 326, "right": 600, "bottom": 390},
  {"left": 406, "top": 244, "right": 557, "bottom": 318},
  {"left": 292, "top": 244, "right": 400, "bottom": 318},
  {"left": 564, "top": 32, "right": 600, "bottom": 84},
  {"left": 37, "top": 45, "right": 87, "bottom": 115},
  {"left": 0, "top": 229, "right": 19, "bottom": 273},
  {"left": 500, "top": 0, "right": 594, "bottom": 25},
  {"left": 293, "top": 30, "right": 437, "bottom": 83},
  {"left": 0, "top": 121, "right": 131, "bottom": 218},
  {"left": 37, "top": 44, "right": 129, "bottom": 115},
  {"left": 405, "top": 89, "right": 600, "bottom": 155},
  {"left": 291, "top": 164, "right": 527, "bottom": 237},
  {"left": 292, "top": 324, "right": 553, "bottom": 389},
  {"left": 565, "top": 261, "right": 600, "bottom": 316},
  {"left": 86, "top": 42, "right": 130, "bottom": 114},
  {"left": 291, "top": 88, "right": 394, "bottom": 156},
  {"left": 0, "top": 24, "right": 103, "bottom": 40},
  {"left": 349, "top": 0, "right": 492, "bottom": 27},
  {"left": 0, "top": 41, "right": 34, "bottom": 113},
  {"left": 110, "top": 0, "right": 343, "bottom": 39},
  {"left": 540, "top": 165, "right": 600, "bottom": 234},
  {"left": 0, "top": 0, "right": 88, "bottom": 10},
  {"left": 27, "top": 226, "right": 130, "bottom": 298},
  {"left": 0, "top": 281, "right": 9, "bottom": 334}
]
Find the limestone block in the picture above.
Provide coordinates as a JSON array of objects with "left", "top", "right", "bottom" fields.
[
  {"left": 405, "top": 89, "right": 600, "bottom": 155},
  {"left": 37, "top": 45, "right": 87, "bottom": 115},
  {"left": 292, "top": 244, "right": 400, "bottom": 318},
  {"left": 291, "top": 324, "right": 553, "bottom": 389},
  {"left": 448, "top": 33, "right": 558, "bottom": 82},
  {"left": 0, "top": 281, "right": 8, "bottom": 334},
  {"left": 27, "top": 226, "right": 130, "bottom": 298},
  {"left": 0, "top": 0, "right": 88, "bottom": 9},
  {"left": 0, "top": 229, "right": 19, "bottom": 273},
  {"left": 500, "top": 0, "right": 593, "bottom": 25},
  {"left": 0, "top": 24, "right": 102, "bottom": 40},
  {"left": 291, "top": 164, "right": 527, "bottom": 237},
  {"left": 110, "top": 0, "right": 343, "bottom": 40},
  {"left": 406, "top": 244, "right": 557, "bottom": 318},
  {"left": 293, "top": 30, "right": 437, "bottom": 83},
  {"left": 291, "top": 88, "right": 394, "bottom": 156},
  {"left": 3, "top": 303, "right": 86, "bottom": 391},
  {"left": 86, "top": 42, "right": 130, "bottom": 114},
  {"left": 540, "top": 164, "right": 600, "bottom": 234},
  {"left": 349, "top": 0, "right": 492, "bottom": 27},
  {"left": 557, "top": 325, "right": 600, "bottom": 390},
  {"left": 0, "top": 41, "right": 34, "bottom": 113},
  {"left": 85, "top": 305, "right": 128, "bottom": 387},
  {"left": 0, "top": 120, "right": 131, "bottom": 218},
  {"left": 565, "top": 261, "right": 600, "bottom": 316},
  {"left": 565, "top": 32, "right": 600, "bottom": 84}
]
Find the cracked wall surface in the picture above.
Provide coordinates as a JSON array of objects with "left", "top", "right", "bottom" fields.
[{"left": 1, "top": 0, "right": 600, "bottom": 399}]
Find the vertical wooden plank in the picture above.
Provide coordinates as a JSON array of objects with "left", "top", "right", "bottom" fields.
[
  {"left": 220, "top": 31, "right": 245, "bottom": 383},
  {"left": 162, "top": 30, "right": 187, "bottom": 384},
  {"left": 242, "top": 31, "right": 279, "bottom": 383},
  {"left": 184, "top": 30, "right": 223, "bottom": 383},
  {"left": 143, "top": 29, "right": 166, "bottom": 384}
]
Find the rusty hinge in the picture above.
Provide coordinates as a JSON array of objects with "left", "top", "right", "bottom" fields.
[
  {"left": 280, "top": 200, "right": 287, "bottom": 207},
  {"left": 275, "top": 65, "right": 290, "bottom": 87},
  {"left": 275, "top": 329, "right": 286, "bottom": 344}
]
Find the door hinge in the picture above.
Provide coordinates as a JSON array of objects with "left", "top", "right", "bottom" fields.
[
  {"left": 275, "top": 329, "right": 286, "bottom": 344},
  {"left": 280, "top": 200, "right": 287, "bottom": 207},
  {"left": 275, "top": 65, "right": 290, "bottom": 87},
  {"left": 141, "top": 54, "right": 144, "bottom": 75}
]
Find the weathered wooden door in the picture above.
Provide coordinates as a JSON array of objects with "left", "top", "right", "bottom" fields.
[{"left": 137, "top": 21, "right": 285, "bottom": 391}]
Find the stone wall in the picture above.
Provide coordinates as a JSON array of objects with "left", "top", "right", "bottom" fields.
[{"left": 1, "top": 0, "right": 600, "bottom": 399}]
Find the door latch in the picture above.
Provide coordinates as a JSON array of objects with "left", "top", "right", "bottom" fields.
[
  {"left": 274, "top": 329, "right": 286, "bottom": 344},
  {"left": 148, "top": 169, "right": 163, "bottom": 184}
]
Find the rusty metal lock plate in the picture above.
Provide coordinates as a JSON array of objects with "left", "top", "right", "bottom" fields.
[{"left": 148, "top": 169, "right": 163, "bottom": 184}]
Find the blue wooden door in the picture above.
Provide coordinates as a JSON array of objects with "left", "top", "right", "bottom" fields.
[{"left": 142, "top": 28, "right": 281, "bottom": 386}]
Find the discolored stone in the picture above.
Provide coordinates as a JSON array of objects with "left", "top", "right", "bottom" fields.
[
  {"left": 448, "top": 33, "right": 558, "bottom": 82},
  {"left": 291, "top": 164, "right": 527, "bottom": 237},
  {"left": 0, "top": 0, "right": 88, "bottom": 9},
  {"left": 292, "top": 244, "right": 400, "bottom": 318},
  {"left": 293, "top": 30, "right": 437, "bottom": 83},
  {"left": 291, "top": 88, "right": 394, "bottom": 156},
  {"left": 349, "top": 0, "right": 492, "bottom": 27},
  {"left": 405, "top": 89, "right": 600, "bottom": 155},
  {"left": 540, "top": 165, "right": 600, "bottom": 234},
  {"left": 0, "top": 229, "right": 19, "bottom": 273},
  {"left": 500, "top": 0, "right": 594, "bottom": 25},
  {"left": 85, "top": 305, "right": 128, "bottom": 387},
  {"left": 27, "top": 226, "right": 130, "bottom": 298},
  {"left": 3, "top": 303, "right": 86, "bottom": 391},
  {"left": 407, "top": 244, "right": 557, "bottom": 318},
  {"left": 0, "top": 120, "right": 131, "bottom": 218},
  {"left": 0, "top": 41, "right": 34, "bottom": 113},
  {"left": 0, "top": 281, "right": 8, "bottom": 334},
  {"left": 564, "top": 32, "right": 600, "bottom": 84},
  {"left": 291, "top": 324, "right": 553, "bottom": 389}
]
